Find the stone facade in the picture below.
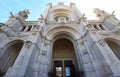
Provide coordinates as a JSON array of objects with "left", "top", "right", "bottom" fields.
[{"left": 0, "top": 2, "right": 120, "bottom": 77}]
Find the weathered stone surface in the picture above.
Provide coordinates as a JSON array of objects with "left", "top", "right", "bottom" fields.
[{"left": 0, "top": 2, "right": 120, "bottom": 77}]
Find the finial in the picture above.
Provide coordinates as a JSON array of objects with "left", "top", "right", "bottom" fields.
[
  {"left": 10, "top": 12, "right": 14, "bottom": 18},
  {"left": 47, "top": 3, "right": 52, "bottom": 8},
  {"left": 111, "top": 10, "right": 115, "bottom": 15},
  {"left": 82, "top": 13, "right": 85, "bottom": 18},
  {"left": 41, "top": 14, "right": 43, "bottom": 18}
]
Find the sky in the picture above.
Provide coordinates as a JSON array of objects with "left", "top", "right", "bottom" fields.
[{"left": 0, "top": 0, "right": 120, "bottom": 22}]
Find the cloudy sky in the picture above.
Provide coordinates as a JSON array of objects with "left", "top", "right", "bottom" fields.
[{"left": 0, "top": 0, "right": 120, "bottom": 22}]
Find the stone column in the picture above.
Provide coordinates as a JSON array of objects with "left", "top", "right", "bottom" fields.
[
  {"left": 96, "top": 24, "right": 102, "bottom": 30},
  {"left": 75, "top": 39, "right": 84, "bottom": 71},
  {"left": 38, "top": 39, "right": 52, "bottom": 77},
  {"left": 24, "top": 26, "right": 29, "bottom": 32},
  {"left": 102, "top": 25, "right": 108, "bottom": 30},
  {"left": 32, "top": 39, "right": 44, "bottom": 77},
  {"left": 91, "top": 24, "right": 96, "bottom": 30},
  {"left": 30, "top": 26, "right": 34, "bottom": 31},
  {"left": 76, "top": 39, "right": 97, "bottom": 77}
]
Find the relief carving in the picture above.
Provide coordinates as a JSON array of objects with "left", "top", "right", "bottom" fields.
[
  {"left": 0, "top": 23, "right": 8, "bottom": 29},
  {"left": 17, "top": 9, "right": 30, "bottom": 19},
  {"left": 82, "top": 49, "right": 88, "bottom": 55},
  {"left": 77, "top": 39, "right": 84, "bottom": 45},
  {"left": 98, "top": 39, "right": 106, "bottom": 47},
  {"left": 41, "top": 50, "right": 47, "bottom": 56},
  {"left": 33, "top": 25, "right": 40, "bottom": 31},
  {"left": 44, "top": 39, "right": 51, "bottom": 46},
  {"left": 25, "top": 41, "right": 32, "bottom": 48}
]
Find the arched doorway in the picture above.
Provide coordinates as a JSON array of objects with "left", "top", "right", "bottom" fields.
[
  {"left": 0, "top": 40, "right": 24, "bottom": 77},
  {"left": 52, "top": 38, "right": 78, "bottom": 77},
  {"left": 105, "top": 39, "right": 120, "bottom": 59}
]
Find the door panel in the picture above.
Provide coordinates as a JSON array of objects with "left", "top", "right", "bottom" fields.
[
  {"left": 53, "top": 61, "right": 63, "bottom": 77},
  {"left": 64, "top": 61, "right": 75, "bottom": 77},
  {"left": 53, "top": 60, "right": 75, "bottom": 77}
]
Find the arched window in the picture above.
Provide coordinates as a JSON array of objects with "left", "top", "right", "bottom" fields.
[
  {"left": 0, "top": 40, "right": 24, "bottom": 76},
  {"left": 105, "top": 39, "right": 120, "bottom": 59}
]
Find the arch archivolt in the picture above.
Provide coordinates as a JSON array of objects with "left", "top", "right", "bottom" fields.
[
  {"left": 0, "top": 40, "right": 24, "bottom": 59},
  {"left": 0, "top": 39, "right": 24, "bottom": 76},
  {"left": 104, "top": 38, "right": 120, "bottom": 45},
  {"left": 46, "top": 26, "right": 81, "bottom": 40},
  {"left": 0, "top": 39, "right": 24, "bottom": 50},
  {"left": 100, "top": 33, "right": 120, "bottom": 42},
  {"left": 104, "top": 38, "right": 120, "bottom": 60},
  {"left": 43, "top": 25, "right": 85, "bottom": 76}
]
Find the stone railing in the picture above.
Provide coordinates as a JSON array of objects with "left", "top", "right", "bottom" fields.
[
  {"left": 46, "top": 20, "right": 80, "bottom": 24},
  {"left": 25, "top": 21, "right": 38, "bottom": 25}
]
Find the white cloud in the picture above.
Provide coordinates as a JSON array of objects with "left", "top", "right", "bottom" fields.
[{"left": 73, "top": 0, "right": 120, "bottom": 20}]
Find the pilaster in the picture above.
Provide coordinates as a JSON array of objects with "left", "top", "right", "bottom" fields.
[
  {"left": 4, "top": 41, "right": 34, "bottom": 77},
  {"left": 76, "top": 38, "right": 97, "bottom": 77},
  {"left": 96, "top": 39, "right": 120, "bottom": 76},
  {"left": 37, "top": 39, "right": 52, "bottom": 77}
]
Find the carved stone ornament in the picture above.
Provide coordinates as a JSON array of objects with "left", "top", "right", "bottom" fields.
[
  {"left": 77, "top": 39, "right": 84, "bottom": 45},
  {"left": 87, "top": 24, "right": 92, "bottom": 29},
  {"left": 55, "top": 16, "right": 68, "bottom": 24},
  {"left": 44, "top": 40, "right": 51, "bottom": 46},
  {"left": 98, "top": 39, "right": 106, "bottom": 47},
  {"left": 0, "top": 23, "right": 8, "bottom": 29},
  {"left": 25, "top": 41, "right": 32, "bottom": 48},
  {"left": 41, "top": 50, "right": 47, "bottom": 55},
  {"left": 82, "top": 49, "right": 88, "bottom": 55},
  {"left": 17, "top": 9, "right": 30, "bottom": 19},
  {"left": 33, "top": 25, "right": 40, "bottom": 31}
]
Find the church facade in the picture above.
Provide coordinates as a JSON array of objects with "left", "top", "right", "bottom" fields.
[{"left": 0, "top": 2, "right": 120, "bottom": 77}]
